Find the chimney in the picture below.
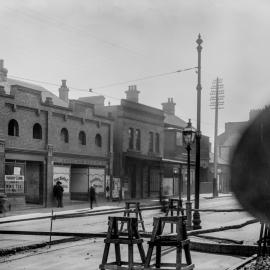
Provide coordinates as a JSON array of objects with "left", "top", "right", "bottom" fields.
[
  {"left": 125, "top": 85, "right": 140, "bottom": 103},
  {"left": 59, "top": 79, "right": 69, "bottom": 103},
  {"left": 0, "top": 60, "right": 8, "bottom": 82},
  {"left": 162, "top": 98, "right": 176, "bottom": 115}
]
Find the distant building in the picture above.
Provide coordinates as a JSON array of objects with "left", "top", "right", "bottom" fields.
[
  {"left": 161, "top": 98, "right": 210, "bottom": 197},
  {"left": 0, "top": 60, "right": 113, "bottom": 208},
  {"left": 104, "top": 85, "right": 164, "bottom": 199},
  {"left": 211, "top": 118, "right": 250, "bottom": 193}
]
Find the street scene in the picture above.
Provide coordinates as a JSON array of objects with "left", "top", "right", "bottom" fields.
[{"left": 1, "top": 0, "right": 270, "bottom": 269}]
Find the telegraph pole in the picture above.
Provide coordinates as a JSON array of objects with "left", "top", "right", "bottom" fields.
[{"left": 210, "top": 77, "right": 224, "bottom": 197}]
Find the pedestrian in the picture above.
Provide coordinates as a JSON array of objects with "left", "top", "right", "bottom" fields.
[
  {"left": 106, "top": 185, "right": 110, "bottom": 201},
  {"left": 89, "top": 184, "right": 96, "bottom": 209},
  {"left": 53, "top": 181, "right": 64, "bottom": 208}
]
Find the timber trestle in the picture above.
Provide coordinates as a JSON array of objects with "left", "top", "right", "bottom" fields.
[
  {"left": 99, "top": 216, "right": 146, "bottom": 270},
  {"left": 144, "top": 216, "right": 194, "bottom": 270},
  {"left": 164, "top": 199, "right": 185, "bottom": 233},
  {"left": 120, "top": 202, "right": 146, "bottom": 233},
  {"left": 258, "top": 222, "right": 270, "bottom": 257}
]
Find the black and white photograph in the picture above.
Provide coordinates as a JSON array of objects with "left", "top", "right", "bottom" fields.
[{"left": 0, "top": 1, "right": 270, "bottom": 269}]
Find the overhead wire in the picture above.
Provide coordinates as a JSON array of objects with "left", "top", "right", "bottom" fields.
[{"left": 9, "top": 66, "right": 197, "bottom": 101}]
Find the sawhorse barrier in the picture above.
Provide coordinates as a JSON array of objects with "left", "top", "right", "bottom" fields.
[
  {"left": 258, "top": 222, "right": 270, "bottom": 256},
  {"left": 144, "top": 216, "right": 194, "bottom": 270},
  {"left": 164, "top": 199, "right": 185, "bottom": 233},
  {"left": 100, "top": 216, "right": 146, "bottom": 270},
  {"left": 120, "top": 202, "right": 146, "bottom": 233}
]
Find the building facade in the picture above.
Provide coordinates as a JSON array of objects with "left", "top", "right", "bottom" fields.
[
  {"left": 0, "top": 61, "right": 113, "bottom": 207},
  {"left": 106, "top": 86, "right": 164, "bottom": 199}
]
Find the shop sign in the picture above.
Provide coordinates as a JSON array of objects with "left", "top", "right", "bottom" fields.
[
  {"left": 53, "top": 166, "right": 70, "bottom": 193},
  {"left": 5, "top": 175, "right": 24, "bottom": 194},
  {"left": 89, "top": 168, "right": 105, "bottom": 194}
]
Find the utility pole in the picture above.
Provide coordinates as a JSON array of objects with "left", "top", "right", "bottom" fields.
[
  {"left": 193, "top": 34, "right": 203, "bottom": 230},
  {"left": 210, "top": 77, "right": 224, "bottom": 197}
]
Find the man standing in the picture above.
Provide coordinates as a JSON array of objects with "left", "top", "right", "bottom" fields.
[
  {"left": 53, "top": 181, "right": 64, "bottom": 208},
  {"left": 89, "top": 184, "right": 96, "bottom": 209},
  {"left": 105, "top": 185, "right": 110, "bottom": 201}
]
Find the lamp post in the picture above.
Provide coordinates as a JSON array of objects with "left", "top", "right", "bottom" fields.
[
  {"left": 193, "top": 34, "right": 203, "bottom": 230},
  {"left": 183, "top": 119, "right": 196, "bottom": 230}
]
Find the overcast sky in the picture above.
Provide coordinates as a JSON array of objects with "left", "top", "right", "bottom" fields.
[{"left": 1, "top": 0, "right": 270, "bottom": 145}]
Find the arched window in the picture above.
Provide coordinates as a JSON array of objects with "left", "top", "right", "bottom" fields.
[
  {"left": 95, "top": 134, "right": 102, "bottom": 147},
  {"left": 79, "top": 131, "right": 86, "bottom": 145},
  {"left": 60, "top": 128, "right": 69, "bottom": 143},
  {"left": 8, "top": 119, "right": 19, "bottom": 136},
  {"left": 33, "top": 123, "right": 42, "bottom": 139}
]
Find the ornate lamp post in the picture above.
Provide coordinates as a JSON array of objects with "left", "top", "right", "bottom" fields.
[
  {"left": 193, "top": 34, "right": 203, "bottom": 230},
  {"left": 183, "top": 119, "right": 196, "bottom": 230}
]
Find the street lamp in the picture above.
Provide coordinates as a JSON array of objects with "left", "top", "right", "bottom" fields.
[
  {"left": 183, "top": 119, "right": 196, "bottom": 230},
  {"left": 193, "top": 34, "right": 203, "bottom": 230}
]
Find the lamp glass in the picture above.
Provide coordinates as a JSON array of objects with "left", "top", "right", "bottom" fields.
[{"left": 183, "top": 119, "right": 196, "bottom": 145}]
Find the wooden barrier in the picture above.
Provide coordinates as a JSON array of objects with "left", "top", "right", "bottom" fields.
[
  {"left": 258, "top": 222, "right": 270, "bottom": 257},
  {"left": 120, "top": 202, "right": 146, "bottom": 233},
  {"left": 99, "top": 216, "right": 146, "bottom": 270},
  {"left": 144, "top": 216, "right": 194, "bottom": 270},
  {"left": 164, "top": 199, "right": 185, "bottom": 233}
]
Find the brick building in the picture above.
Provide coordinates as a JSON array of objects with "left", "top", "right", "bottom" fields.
[
  {"left": 105, "top": 86, "right": 164, "bottom": 199},
  {"left": 161, "top": 98, "right": 210, "bottom": 197},
  {"left": 0, "top": 60, "right": 113, "bottom": 207}
]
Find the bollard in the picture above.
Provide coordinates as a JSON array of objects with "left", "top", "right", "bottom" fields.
[{"left": 49, "top": 210, "right": 56, "bottom": 247}]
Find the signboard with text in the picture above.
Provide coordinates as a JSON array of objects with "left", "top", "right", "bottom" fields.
[{"left": 5, "top": 175, "right": 25, "bottom": 194}]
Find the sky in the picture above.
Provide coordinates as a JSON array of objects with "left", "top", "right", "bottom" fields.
[{"left": 1, "top": 0, "right": 270, "bottom": 146}]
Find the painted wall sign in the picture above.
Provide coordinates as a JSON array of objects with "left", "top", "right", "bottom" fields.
[
  {"left": 89, "top": 168, "right": 105, "bottom": 194},
  {"left": 5, "top": 175, "right": 24, "bottom": 194},
  {"left": 53, "top": 166, "right": 70, "bottom": 193}
]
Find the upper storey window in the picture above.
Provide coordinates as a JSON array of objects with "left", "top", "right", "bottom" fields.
[
  {"left": 155, "top": 133, "right": 160, "bottom": 153},
  {"left": 60, "top": 128, "right": 69, "bottom": 143},
  {"left": 149, "top": 132, "right": 154, "bottom": 152},
  {"left": 128, "top": 128, "right": 134, "bottom": 149},
  {"left": 135, "top": 129, "right": 141, "bottom": 151},
  {"left": 95, "top": 134, "right": 102, "bottom": 147},
  {"left": 8, "top": 119, "right": 19, "bottom": 136},
  {"left": 33, "top": 123, "right": 42, "bottom": 139},
  {"left": 176, "top": 131, "right": 183, "bottom": 146},
  {"left": 79, "top": 131, "right": 86, "bottom": 145}
]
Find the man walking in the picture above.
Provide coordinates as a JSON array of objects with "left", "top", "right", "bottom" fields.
[
  {"left": 53, "top": 181, "right": 64, "bottom": 208},
  {"left": 89, "top": 184, "right": 96, "bottom": 209}
]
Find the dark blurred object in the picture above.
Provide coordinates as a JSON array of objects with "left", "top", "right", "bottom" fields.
[
  {"left": 231, "top": 106, "right": 270, "bottom": 223},
  {"left": 0, "top": 193, "right": 9, "bottom": 214}
]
